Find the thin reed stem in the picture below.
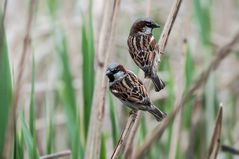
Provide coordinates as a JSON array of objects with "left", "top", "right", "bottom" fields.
[
  {"left": 40, "top": 150, "right": 71, "bottom": 159},
  {"left": 3, "top": 0, "right": 38, "bottom": 158},
  {"left": 84, "top": 0, "right": 121, "bottom": 159}
]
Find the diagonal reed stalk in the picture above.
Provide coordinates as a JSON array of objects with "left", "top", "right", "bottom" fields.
[
  {"left": 134, "top": 31, "right": 239, "bottom": 158},
  {"left": 3, "top": 0, "right": 38, "bottom": 158},
  {"left": 111, "top": 0, "right": 183, "bottom": 158},
  {"left": 208, "top": 105, "right": 223, "bottom": 159},
  {"left": 40, "top": 150, "right": 71, "bottom": 159},
  {"left": 84, "top": 0, "right": 121, "bottom": 159}
]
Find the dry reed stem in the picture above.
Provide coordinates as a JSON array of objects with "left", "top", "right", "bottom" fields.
[
  {"left": 111, "top": 112, "right": 139, "bottom": 159},
  {"left": 158, "top": 0, "right": 182, "bottom": 55},
  {"left": 40, "top": 150, "right": 71, "bottom": 159},
  {"left": 84, "top": 0, "right": 121, "bottom": 159},
  {"left": 146, "top": 0, "right": 152, "bottom": 17},
  {"left": 208, "top": 105, "right": 223, "bottom": 159},
  {"left": 134, "top": 31, "right": 239, "bottom": 158},
  {"left": 111, "top": 0, "right": 183, "bottom": 158},
  {"left": 3, "top": 0, "right": 37, "bottom": 158},
  {"left": 124, "top": 112, "right": 142, "bottom": 159}
]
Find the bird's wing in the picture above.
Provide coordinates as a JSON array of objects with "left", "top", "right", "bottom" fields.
[
  {"left": 127, "top": 33, "right": 158, "bottom": 76},
  {"left": 110, "top": 71, "right": 150, "bottom": 107}
]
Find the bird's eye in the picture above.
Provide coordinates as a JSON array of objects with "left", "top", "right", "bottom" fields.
[
  {"left": 112, "top": 69, "right": 118, "bottom": 74},
  {"left": 146, "top": 22, "right": 151, "bottom": 27}
]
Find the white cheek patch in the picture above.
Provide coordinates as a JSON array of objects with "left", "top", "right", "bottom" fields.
[
  {"left": 114, "top": 71, "right": 124, "bottom": 80},
  {"left": 143, "top": 27, "right": 152, "bottom": 34}
]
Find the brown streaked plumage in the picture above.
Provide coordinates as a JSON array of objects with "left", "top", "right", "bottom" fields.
[
  {"left": 128, "top": 17, "right": 165, "bottom": 92},
  {"left": 106, "top": 63, "right": 166, "bottom": 121}
]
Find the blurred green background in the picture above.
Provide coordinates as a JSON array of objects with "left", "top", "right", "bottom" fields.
[{"left": 0, "top": 0, "right": 239, "bottom": 159}]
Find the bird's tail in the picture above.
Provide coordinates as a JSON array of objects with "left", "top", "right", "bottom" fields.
[
  {"left": 151, "top": 73, "right": 165, "bottom": 92},
  {"left": 148, "top": 105, "right": 167, "bottom": 122}
]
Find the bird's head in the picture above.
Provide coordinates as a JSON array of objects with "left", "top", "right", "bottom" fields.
[
  {"left": 130, "top": 17, "right": 160, "bottom": 35},
  {"left": 106, "top": 63, "right": 127, "bottom": 83}
]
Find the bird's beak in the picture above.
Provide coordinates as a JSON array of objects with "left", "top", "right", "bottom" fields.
[
  {"left": 106, "top": 70, "right": 111, "bottom": 76},
  {"left": 152, "top": 23, "right": 160, "bottom": 28}
]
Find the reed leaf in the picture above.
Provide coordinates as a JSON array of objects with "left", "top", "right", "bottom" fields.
[
  {"left": 21, "top": 113, "right": 39, "bottom": 159},
  {"left": 29, "top": 54, "right": 38, "bottom": 159},
  {"left": 81, "top": 17, "right": 95, "bottom": 139},
  {"left": 0, "top": 9, "right": 12, "bottom": 158},
  {"left": 46, "top": 101, "right": 55, "bottom": 154},
  {"left": 100, "top": 134, "right": 107, "bottom": 159},
  {"left": 29, "top": 54, "right": 36, "bottom": 136},
  {"left": 13, "top": 127, "right": 24, "bottom": 159},
  {"left": 47, "top": 0, "right": 58, "bottom": 18},
  {"left": 193, "top": 0, "right": 212, "bottom": 45},
  {"left": 184, "top": 44, "right": 194, "bottom": 89},
  {"left": 183, "top": 44, "right": 195, "bottom": 128},
  {"left": 80, "top": 0, "right": 95, "bottom": 139},
  {"left": 56, "top": 32, "right": 83, "bottom": 159}
]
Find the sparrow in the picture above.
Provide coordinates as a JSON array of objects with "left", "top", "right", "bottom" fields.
[
  {"left": 127, "top": 17, "right": 165, "bottom": 92},
  {"left": 106, "top": 63, "right": 166, "bottom": 121}
]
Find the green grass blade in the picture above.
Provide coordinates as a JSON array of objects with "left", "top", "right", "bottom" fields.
[
  {"left": 56, "top": 32, "right": 83, "bottom": 159},
  {"left": 88, "top": 0, "right": 95, "bottom": 61},
  {"left": 160, "top": 55, "right": 175, "bottom": 112},
  {"left": 56, "top": 33, "right": 78, "bottom": 144},
  {"left": 57, "top": 35, "right": 77, "bottom": 122},
  {"left": 0, "top": 9, "right": 12, "bottom": 157},
  {"left": 29, "top": 54, "right": 36, "bottom": 135},
  {"left": 81, "top": 18, "right": 95, "bottom": 139},
  {"left": 193, "top": 0, "right": 212, "bottom": 45},
  {"left": 29, "top": 54, "right": 38, "bottom": 159},
  {"left": 46, "top": 101, "right": 55, "bottom": 154},
  {"left": 20, "top": 113, "right": 39, "bottom": 159},
  {"left": 13, "top": 126, "right": 24, "bottom": 159},
  {"left": 183, "top": 44, "right": 195, "bottom": 128},
  {"left": 13, "top": 129, "right": 18, "bottom": 159},
  {"left": 100, "top": 133, "right": 107, "bottom": 159},
  {"left": 81, "top": 0, "right": 95, "bottom": 138},
  {"left": 47, "top": 0, "right": 58, "bottom": 18},
  {"left": 184, "top": 45, "right": 194, "bottom": 89}
]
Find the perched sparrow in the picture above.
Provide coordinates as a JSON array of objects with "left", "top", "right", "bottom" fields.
[
  {"left": 106, "top": 63, "right": 166, "bottom": 121},
  {"left": 127, "top": 17, "right": 165, "bottom": 92}
]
